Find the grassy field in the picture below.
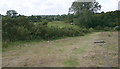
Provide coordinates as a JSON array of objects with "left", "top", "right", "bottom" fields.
[
  {"left": 48, "top": 21, "right": 79, "bottom": 29},
  {"left": 2, "top": 32, "right": 118, "bottom": 67}
]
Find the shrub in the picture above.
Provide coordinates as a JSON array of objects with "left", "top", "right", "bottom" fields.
[
  {"left": 95, "top": 25, "right": 102, "bottom": 30},
  {"left": 113, "top": 26, "right": 119, "bottom": 31},
  {"left": 81, "top": 28, "right": 90, "bottom": 33},
  {"left": 89, "top": 28, "right": 94, "bottom": 32},
  {"left": 2, "top": 15, "right": 91, "bottom": 45},
  {"left": 15, "top": 26, "right": 30, "bottom": 40},
  {"left": 2, "top": 42, "right": 8, "bottom": 48},
  {"left": 104, "top": 27, "right": 110, "bottom": 31}
]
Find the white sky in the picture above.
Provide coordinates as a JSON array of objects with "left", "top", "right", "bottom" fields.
[{"left": 0, "top": 0, "right": 119, "bottom": 16}]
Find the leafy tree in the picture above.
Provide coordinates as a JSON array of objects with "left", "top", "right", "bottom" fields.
[
  {"left": 69, "top": 1, "right": 101, "bottom": 14},
  {"left": 73, "top": 9, "right": 93, "bottom": 28},
  {"left": 69, "top": 1, "right": 101, "bottom": 28},
  {"left": 6, "top": 10, "right": 18, "bottom": 17}
]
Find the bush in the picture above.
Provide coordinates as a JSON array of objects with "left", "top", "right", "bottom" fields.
[
  {"left": 16, "top": 27, "right": 30, "bottom": 40},
  {"left": 81, "top": 28, "right": 90, "bottom": 33},
  {"left": 2, "top": 15, "right": 91, "bottom": 44},
  {"left": 89, "top": 28, "right": 94, "bottom": 32},
  {"left": 2, "top": 16, "right": 31, "bottom": 41},
  {"left": 95, "top": 25, "right": 102, "bottom": 30},
  {"left": 39, "top": 25, "right": 87, "bottom": 39},
  {"left": 113, "top": 26, "right": 119, "bottom": 31},
  {"left": 2, "top": 42, "right": 8, "bottom": 48},
  {"left": 104, "top": 27, "right": 110, "bottom": 31}
]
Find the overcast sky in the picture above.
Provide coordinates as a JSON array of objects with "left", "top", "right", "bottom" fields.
[{"left": 0, "top": 0, "right": 119, "bottom": 16}]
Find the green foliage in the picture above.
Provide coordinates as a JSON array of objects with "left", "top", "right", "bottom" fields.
[
  {"left": 2, "top": 42, "right": 8, "bottom": 48},
  {"left": 93, "top": 10, "right": 120, "bottom": 30},
  {"left": 4, "top": 9, "right": 120, "bottom": 48},
  {"left": 69, "top": 1, "right": 101, "bottom": 14},
  {"left": 73, "top": 10, "right": 120, "bottom": 31},
  {"left": 95, "top": 25, "right": 102, "bottom": 30},
  {"left": 42, "top": 22, "right": 86, "bottom": 39},
  {"left": 28, "top": 15, "right": 42, "bottom": 22},
  {"left": 42, "top": 19, "right": 48, "bottom": 25},
  {"left": 3, "top": 16, "right": 92, "bottom": 48},
  {"left": 69, "top": 1, "right": 119, "bottom": 31},
  {"left": 80, "top": 27, "right": 91, "bottom": 33},
  {"left": 6, "top": 10, "right": 18, "bottom": 17},
  {"left": 2, "top": 16, "right": 32, "bottom": 41},
  {"left": 89, "top": 28, "right": 94, "bottom": 32},
  {"left": 104, "top": 27, "right": 111, "bottom": 31},
  {"left": 16, "top": 26, "right": 30, "bottom": 40},
  {"left": 74, "top": 9, "right": 93, "bottom": 28},
  {"left": 113, "top": 26, "right": 120, "bottom": 31},
  {"left": 48, "top": 21, "right": 79, "bottom": 29}
]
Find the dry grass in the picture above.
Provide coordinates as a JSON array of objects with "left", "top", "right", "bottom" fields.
[{"left": 2, "top": 32, "right": 118, "bottom": 67}]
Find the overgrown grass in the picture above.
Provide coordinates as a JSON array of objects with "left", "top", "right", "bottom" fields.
[
  {"left": 2, "top": 39, "right": 45, "bottom": 52},
  {"left": 2, "top": 36, "right": 74, "bottom": 52}
]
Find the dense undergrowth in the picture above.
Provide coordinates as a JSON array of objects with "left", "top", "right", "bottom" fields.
[{"left": 2, "top": 19, "right": 93, "bottom": 48}]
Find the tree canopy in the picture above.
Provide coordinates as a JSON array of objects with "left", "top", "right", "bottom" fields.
[
  {"left": 6, "top": 10, "right": 18, "bottom": 17},
  {"left": 69, "top": 1, "right": 101, "bottom": 14}
]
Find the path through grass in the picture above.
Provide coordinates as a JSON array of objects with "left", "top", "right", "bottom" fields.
[{"left": 2, "top": 32, "right": 118, "bottom": 67}]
